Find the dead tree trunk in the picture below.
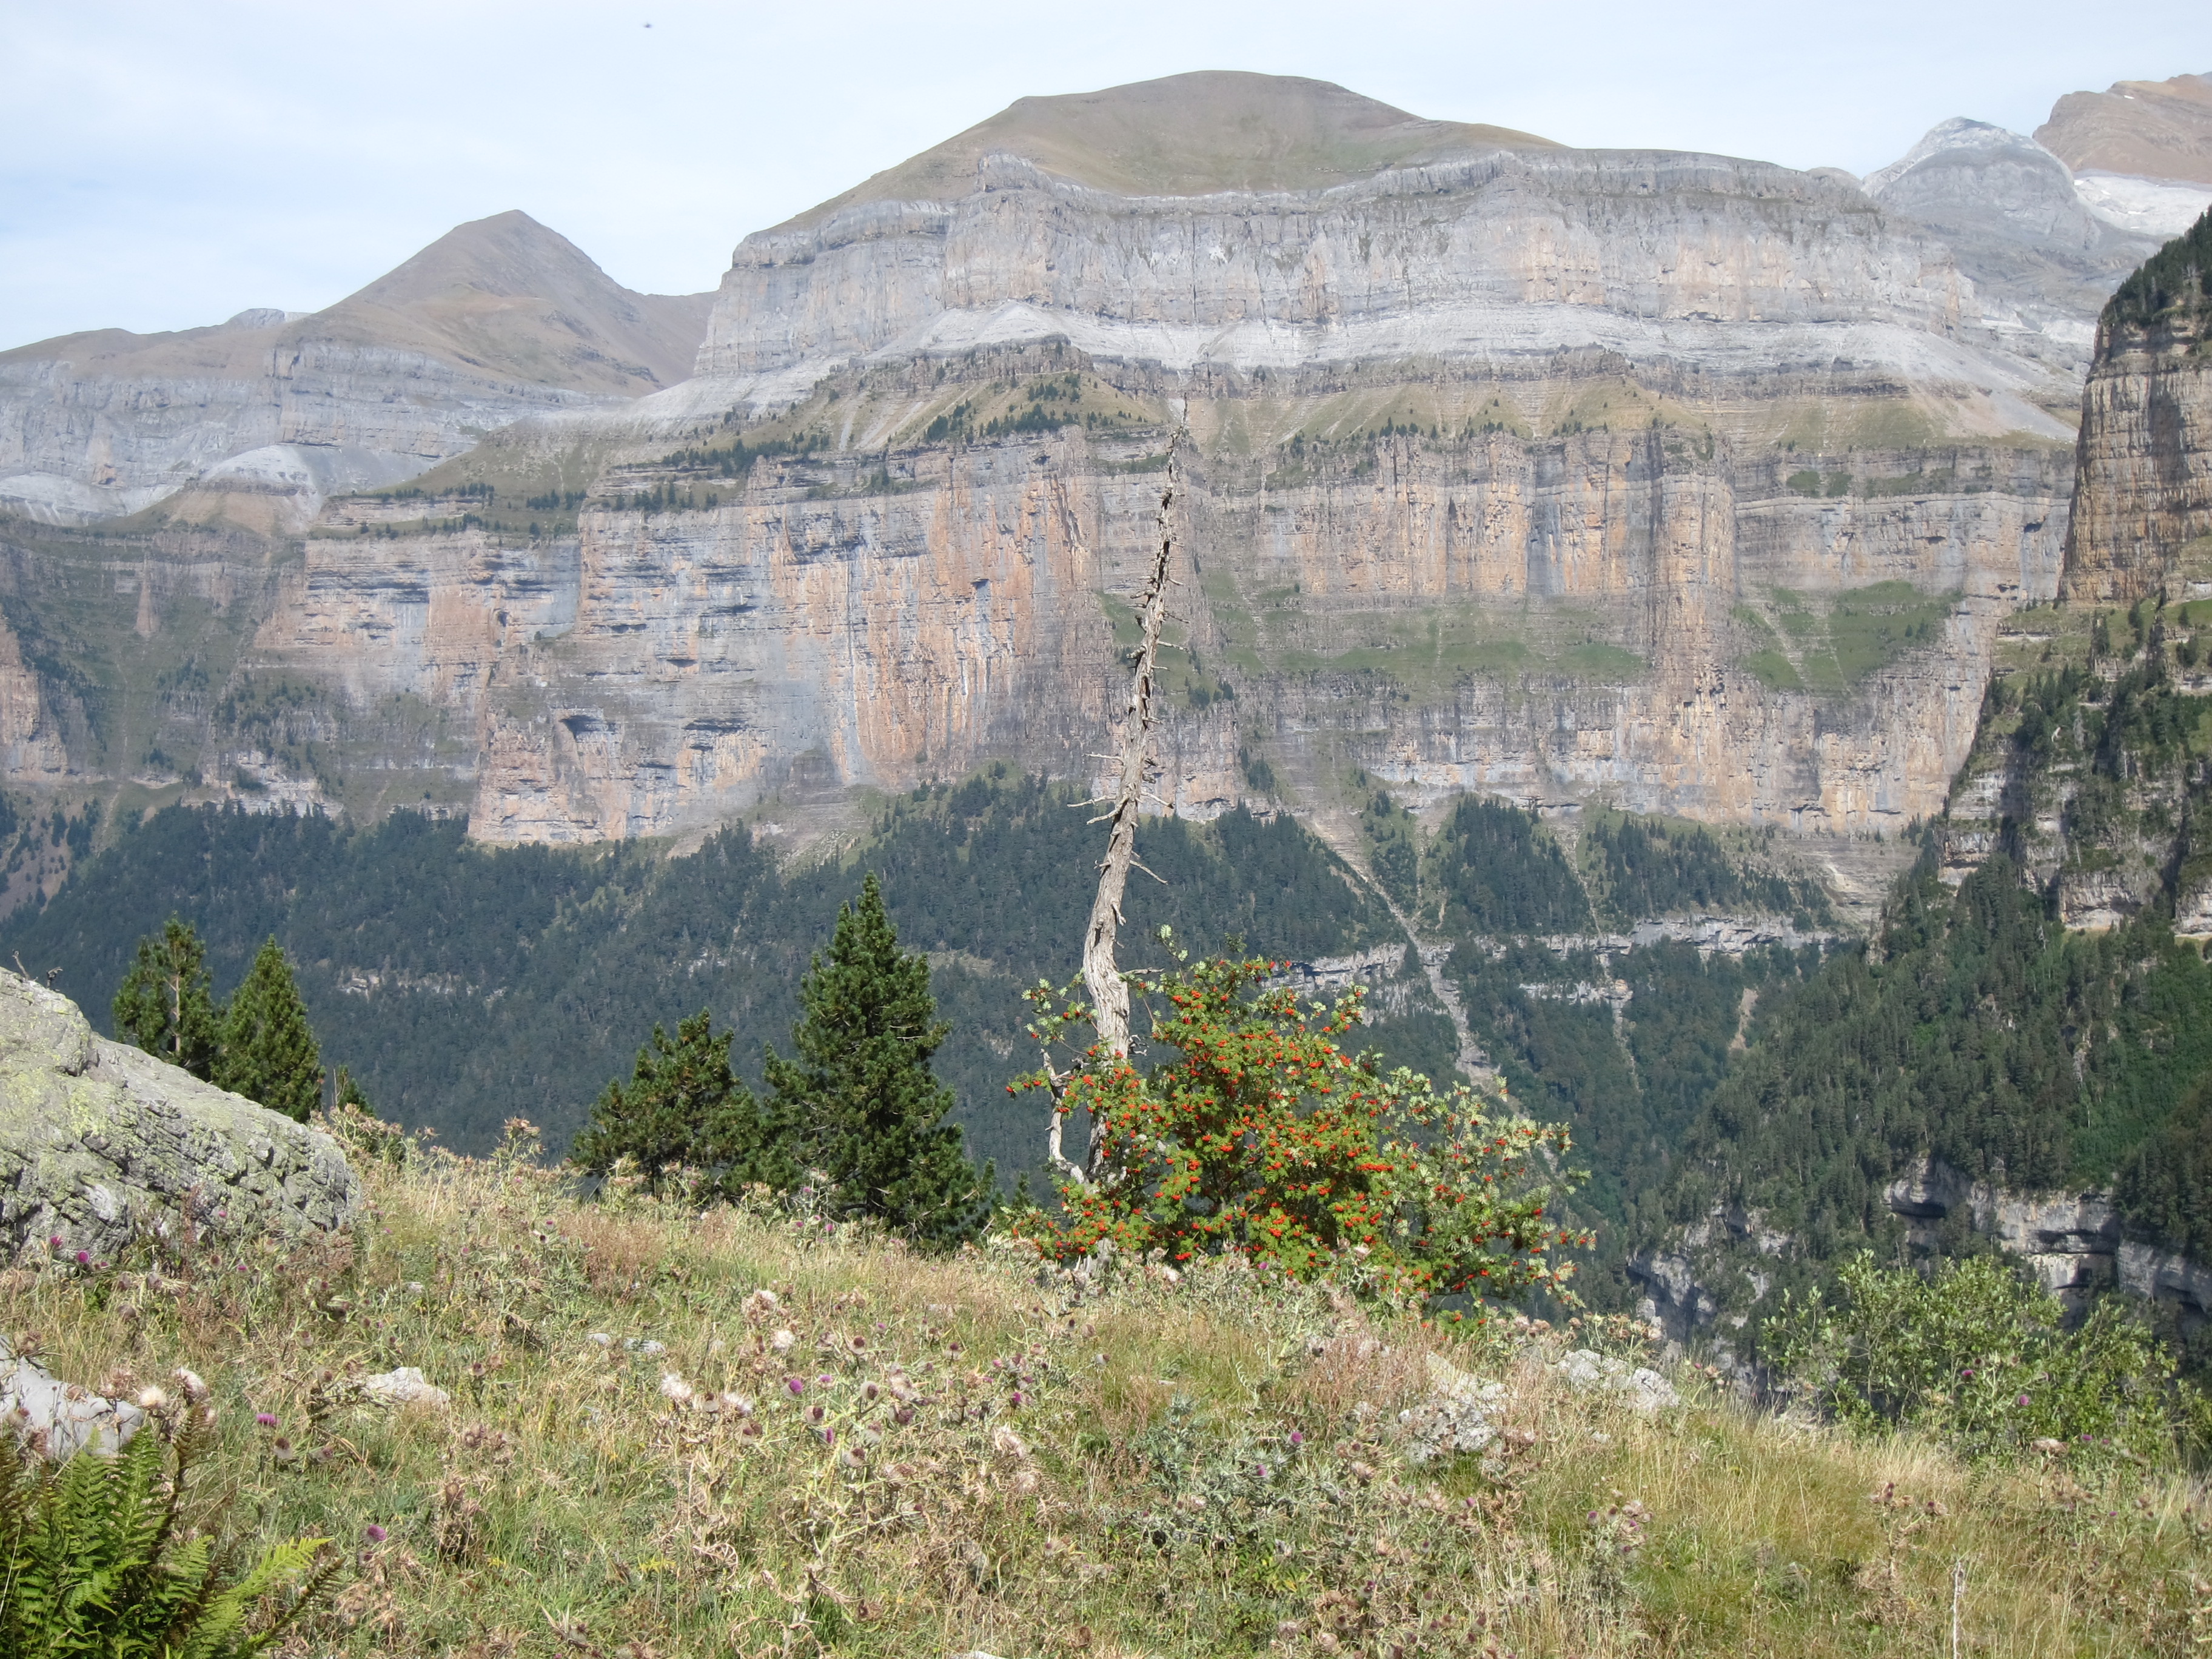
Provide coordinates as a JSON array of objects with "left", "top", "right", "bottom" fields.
[{"left": 1045, "top": 432, "right": 1183, "bottom": 1185}]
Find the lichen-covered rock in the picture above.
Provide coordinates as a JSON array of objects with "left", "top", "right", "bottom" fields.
[
  {"left": 0, "top": 971, "right": 358, "bottom": 1262},
  {"left": 1555, "top": 1349, "right": 1681, "bottom": 1412},
  {"left": 1398, "top": 1352, "right": 1505, "bottom": 1463}
]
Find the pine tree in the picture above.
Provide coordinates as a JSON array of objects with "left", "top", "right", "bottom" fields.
[
  {"left": 217, "top": 937, "right": 321, "bottom": 1122},
  {"left": 572, "top": 1010, "right": 794, "bottom": 1198},
  {"left": 112, "top": 917, "right": 220, "bottom": 1081},
  {"left": 333, "top": 1065, "right": 373, "bottom": 1116},
  {"left": 766, "top": 873, "right": 988, "bottom": 1245}
]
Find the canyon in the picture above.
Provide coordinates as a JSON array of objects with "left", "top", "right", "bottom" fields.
[{"left": 0, "top": 69, "right": 2205, "bottom": 861}]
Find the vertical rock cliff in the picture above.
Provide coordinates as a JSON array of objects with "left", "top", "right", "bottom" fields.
[
  {"left": 0, "top": 72, "right": 2166, "bottom": 848},
  {"left": 2062, "top": 210, "right": 2212, "bottom": 603}
]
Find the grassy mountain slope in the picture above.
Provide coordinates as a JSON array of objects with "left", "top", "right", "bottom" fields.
[
  {"left": 777, "top": 71, "right": 1557, "bottom": 230},
  {"left": 15, "top": 1142, "right": 2209, "bottom": 1658}
]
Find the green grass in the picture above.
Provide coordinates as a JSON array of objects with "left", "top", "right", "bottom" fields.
[
  {"left": 12, "top": 1133, "right": 2212, "bottom": 1658},
  {"left": 1738, "top": 582, "right": 1960, "bottom": 697}
]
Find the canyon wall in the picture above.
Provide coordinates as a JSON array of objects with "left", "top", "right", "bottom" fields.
[{"left": 0, "top": 74, "right": 2121, "bottom": 847}]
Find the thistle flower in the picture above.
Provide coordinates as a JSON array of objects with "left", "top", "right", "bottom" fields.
[
  {"left": 73, "top": 1251, "right": 89, "bottom": 1266},
  {"left": 861, "top": 1381, "right": 882, "bottom": 1403},
  {"left": 255, "top": 1412, "right": 278, "bottom": 1427},
  {"left": 364, "top": 1524, "right": 389, "bottom": 1544},
  {"left": 770, "top": 1329, "right": 797, "bottom": 1352},
  {"left": 136, "top": 1386, "right": 167, "bottom": 1410},
  {"left": 807, "top": 1403, "right": 826, "bottom": 1424},
  {"left": 659, "top": 1373, "right": 694, "bottom": 1406},
  {"left": 786, "top": 1376, "right": 805, "bottom": 1396}
]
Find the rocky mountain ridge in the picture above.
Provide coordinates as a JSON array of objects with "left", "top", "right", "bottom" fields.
[
  {"left": 0, "top": 211, "right": 712, "bottom": 531},
  {"left": 0, "top": 69, "right": 2197, "bottom": 857}
]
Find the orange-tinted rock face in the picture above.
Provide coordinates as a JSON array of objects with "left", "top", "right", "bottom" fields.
[{"left": 236, "top": 409, "right": 2068, "bottom": 845}]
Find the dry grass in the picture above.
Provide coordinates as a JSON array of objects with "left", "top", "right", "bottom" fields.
[{"left": 5, "top": 1141, "right": 2210, "bottom": 1657}]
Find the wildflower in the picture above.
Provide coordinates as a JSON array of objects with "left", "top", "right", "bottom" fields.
[
  {"left": 2017, "top": 1393, "right": 2031, "bottom": 1407},
  {"left": 659, "top": 1373, "right": 694, "bottom": 1406},
  {"left": 771, "top": 1329, "right": 797, "bottom": 1352},
  {"left": 1289, "top": 1430, "right": 1305, "bottom": 1447},
  {"left": 786, "top": 1376, "right": 805, "bottom": 1396},
  {"left": 136, "top": 1386, "right": 168, "bottom": 1411},
  {"left": 73, "top": 1251, "right": 89, "bottom": 1266},
  {"left": 808, "top": 1403, "right": 826, "bottom": 1424},
  {"left": 173, "top": 1369, "right": 210, "bottom": 1403},
  {"left": 47, "top": 1236, "right": 60, "bottom": 1250},
  {"left": 255, "top": 1412, "right": 279, "bottom": 1427},
  {"left": 820, "top": 1426, "right": 836, "bottom": 1446},
  {"left": 861, "top": 1381, "right": 881, "bottom": 1403},
  {"left": 893, "top": 1405, "right": 916, "bottom": 1426},
  {"left": 1009, "top": 1390, "right": 1025, "bottom": 1407},
  {"left": 365, "top": 1524, "right": 389, "bottom": 1544}
]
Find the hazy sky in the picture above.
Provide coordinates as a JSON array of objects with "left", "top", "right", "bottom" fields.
[{"left": 4, "top": 0, "right": 2207, "bottom": 348}]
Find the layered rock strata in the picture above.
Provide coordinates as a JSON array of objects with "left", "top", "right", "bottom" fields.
[
  {"left": 0, "top": 72, "right": 2151, "bottom": 843},
  {"left": 0, "top": 212, "right": 712, "bottom": 529},
  {"left": 2060, "top": 282, "right": 2212, "bottom": 603}
]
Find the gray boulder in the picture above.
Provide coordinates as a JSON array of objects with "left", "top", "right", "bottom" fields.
[
  {"left": 0, "top": 971, "right": 358, "bottom": 1262},
  {"left": 0, "top": 1338, "right": 144, "bottom": 1458}
]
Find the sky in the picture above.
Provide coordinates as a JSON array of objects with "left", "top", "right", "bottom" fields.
[{"left": 4, "top": 0, "right": 2208, "bottom": 349}]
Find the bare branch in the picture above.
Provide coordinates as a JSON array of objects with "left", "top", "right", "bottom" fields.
[{"left": 1067, "top": 427, "right": 1187, "bottom": 1181}]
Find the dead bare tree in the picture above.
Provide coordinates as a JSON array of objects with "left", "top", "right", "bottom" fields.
[{"left": 1044, "top": 429, "right": 1185, "bottom": 1185}]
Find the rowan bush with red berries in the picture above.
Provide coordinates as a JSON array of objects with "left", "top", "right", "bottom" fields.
[{"left": 1010, "top": 950, "right": 1588, "bottom": 1311}]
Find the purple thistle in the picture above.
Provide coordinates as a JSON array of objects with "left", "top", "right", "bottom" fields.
[
  {"left": 364, "top": 1524, "right": 388, "bottom": 1544},
  {"left": 255, "top": 1413, "right": 278, "bottom": 1427},
  {"left": 787, "top": 1377, "right": 804, "bottom": 1396},
  {"left": 73, "top": 1251, "right": 88, "bottom": 1265}
]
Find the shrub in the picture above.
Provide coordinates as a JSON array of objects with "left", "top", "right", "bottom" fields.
[
  {"left": 1012, "top": 948, "right": 1587, "bottom": 1311},
  {"left": 0, "top": 1398, "right": 337, "bottom": 1657},
  {"left": 1766, "top": 1251, "right": 2212, "bottom": 1464}
]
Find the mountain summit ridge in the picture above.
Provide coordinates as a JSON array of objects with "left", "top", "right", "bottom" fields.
[{"left": 773, "top": 70, "right": 1558, "bottom": 233}]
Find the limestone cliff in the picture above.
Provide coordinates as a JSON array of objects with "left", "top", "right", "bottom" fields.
[
  {"left": 2060, "top": 210, "right": 2212, "bottom": 604},
  {"left": 0, "top": 72, "right": 2160, "bottom": 848}
]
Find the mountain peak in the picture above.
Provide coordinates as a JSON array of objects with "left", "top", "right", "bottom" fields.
[
  {"left": 2037, "top": 70, "right": 2212, "bottom": 186},
  {"left": 340, "top": 210, "right": 622, "bottom": 309},
  {"left": 779, "top": 70, "right": 1557, "bottom": 230}
]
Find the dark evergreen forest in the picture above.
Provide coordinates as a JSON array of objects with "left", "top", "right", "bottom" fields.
[
  {"left": 1, "top": 770, "right": 1842, "bottom": 1230},
  {"left": 0, "top": 771, "right": 1408, "bottom": 1182}
]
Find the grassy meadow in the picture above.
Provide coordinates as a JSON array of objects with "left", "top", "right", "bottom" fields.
[{"left": 11, "top": 1124, "right": 2212, "bottom": 1658}]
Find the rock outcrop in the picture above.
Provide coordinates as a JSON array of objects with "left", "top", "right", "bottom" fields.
[
  {"left": 0, "top": 971, "right": 358, "bottom": 1261},
  {"left": 2060, "top": 211, "right": 2212, "bottom": 604},
  {"left": 1863, "top": 118, "right": 2159, "bottom": 359}
]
